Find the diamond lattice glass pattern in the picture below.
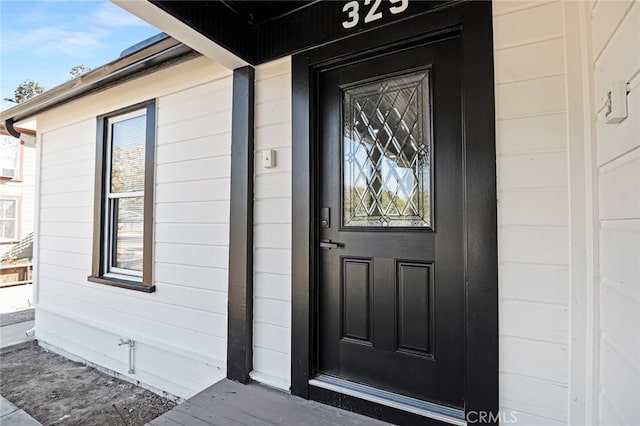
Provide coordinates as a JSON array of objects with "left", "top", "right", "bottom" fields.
[{"left": 343, "top": 70, "right": 431, "bottom": 227}]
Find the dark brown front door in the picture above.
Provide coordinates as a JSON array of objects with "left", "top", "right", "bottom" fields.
[{"left": 317, "top": 36, "right": 464, "bottom": 410}]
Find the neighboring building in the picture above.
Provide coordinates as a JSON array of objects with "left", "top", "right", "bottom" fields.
[
  {"left": 0, "top": 1, "right": 638, "bottom": 425},
  {"left": 0, "top": 124, "right": 36, "bottom": 259}
]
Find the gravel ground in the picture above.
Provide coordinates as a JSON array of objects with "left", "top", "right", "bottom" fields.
[{"left": 0, "top": 343, "right": 176, "bottom": 425}]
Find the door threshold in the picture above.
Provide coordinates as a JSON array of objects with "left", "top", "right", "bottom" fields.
[{"left": 309, "top": 375, "right": 465, "bottom": 426}]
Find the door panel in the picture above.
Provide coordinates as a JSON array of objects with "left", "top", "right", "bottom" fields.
[
  {"left": 397, "top": 261, "right": 433, "bottom": 356},
  {"left": 342, "top": 257, "right": 373, "bottom": 343},
  {"left": 318, "top": 36, "right": 464, "bottom": 409}
]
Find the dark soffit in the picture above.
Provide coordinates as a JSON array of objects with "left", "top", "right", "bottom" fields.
[
  {"left": 148, "top": 0, "right": 456, "bottom": 65},
  {"left": 220, "top": 1, "right": 313, "bottom": 25}
]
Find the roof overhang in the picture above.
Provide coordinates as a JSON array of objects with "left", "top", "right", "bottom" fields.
[
  {"left": 1, "top": 36, "right": 197, "bottom": 132},
  {"left": 0, "top": 123, "right": 35, "bottom": 136},
  {"left": 112, "top": 0, "right": 249, "bottom": 69},
  {"left": 115, "top": 0, "right": 455, "bottom": 66}
]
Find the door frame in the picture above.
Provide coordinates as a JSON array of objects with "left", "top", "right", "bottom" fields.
[{"left": 291, "top": 2, "right": 498, "bottom": 423}]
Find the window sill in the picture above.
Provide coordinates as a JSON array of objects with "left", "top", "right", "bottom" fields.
[{"left": 87, "top": 275, "right": 155, "bottom": 293}]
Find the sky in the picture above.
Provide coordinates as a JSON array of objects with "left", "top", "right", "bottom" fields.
[{"left": 0, "top": 0, "right": 161, "bottom": 111}]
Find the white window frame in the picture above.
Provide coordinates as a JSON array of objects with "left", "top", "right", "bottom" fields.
[{"left": 103, "top": 109, "right": 146, "bottom": 281}]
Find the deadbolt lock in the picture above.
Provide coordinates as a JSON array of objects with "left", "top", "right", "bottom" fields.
[{"left": 321, "top": 207, "right": 330, "bottom": 228}]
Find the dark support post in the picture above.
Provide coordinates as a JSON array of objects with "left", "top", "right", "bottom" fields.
[
  {"left": 291, "top": 54, "right": 313, "bottom": 398},
  {"left": 227, "top": 65, "right": 255, "bottom": 384},
  {"left": 462, "top": 2, "right": 499, "bottom": 423}
]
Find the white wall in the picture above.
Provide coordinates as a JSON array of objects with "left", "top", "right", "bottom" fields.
[
  {"left": 34, "top": 56, "right": 233, "bottom": 399},
  {"left": 251, "top": 57, "right": 292, "bottom": 390},
  {"left": 591, "top": 1, "right": 640, "bottom": 424},
  {"left": 493, "top": 2, "right": 571, "bottom": 423}
]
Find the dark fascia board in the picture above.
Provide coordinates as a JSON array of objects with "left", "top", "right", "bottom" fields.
[
  {"left": 1, "top": 36, "right": 197, "bottom": 126},
  {"left": 255, "top": 0, "right": 452, "bottom": 63},
  {"left": 146, "top": 1, "right": 455, "bottom": 65}
]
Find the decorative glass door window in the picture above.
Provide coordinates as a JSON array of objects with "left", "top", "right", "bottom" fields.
[{"left": 343, "top": 70, "right": 432, "bottom": 228}]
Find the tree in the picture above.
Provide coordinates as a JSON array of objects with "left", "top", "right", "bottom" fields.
[
  {"left": 4, "top": 64, "right": 92, "bottom": 104},
  {"left": 3, "top": 80, "right": 45, "bottom": 104},
  {"left": 69, "top": 64, "right": 91, "bottom": 79}
]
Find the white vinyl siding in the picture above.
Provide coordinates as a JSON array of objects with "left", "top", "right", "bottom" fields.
[
  {"left": 251, "top": 57, "right": 292, "bottom": 390},
  {"left": 592, "top": 1, "right": 640, "bottom": 424},
  {"left": 35, "top": 56, "right": 233, "bottom": 399},
  {"left": 494, "top": 1, "right": 571, "bottom": 424}
]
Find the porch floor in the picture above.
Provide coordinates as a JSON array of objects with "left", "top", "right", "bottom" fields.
[{"left": 148, "top": 379, "right": 390, "bottom": 425}]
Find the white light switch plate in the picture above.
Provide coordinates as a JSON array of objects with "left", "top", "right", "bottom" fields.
[
  {"left": 605, "top": 81, "right": 628, "bottom": 124},
  {"left": 262, "top": 149, "right": 276, "bottom": 168}
]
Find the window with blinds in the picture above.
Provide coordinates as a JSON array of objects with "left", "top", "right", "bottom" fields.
[{"left": 89, "top": 100, "right": 156, "bottom": 292}]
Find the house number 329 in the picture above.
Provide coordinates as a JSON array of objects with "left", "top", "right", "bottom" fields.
[{"left": 342, "top": 0, "right": 409, "bottom": 29}]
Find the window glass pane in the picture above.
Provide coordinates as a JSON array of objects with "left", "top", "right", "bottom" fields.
[
  {"left": 0, "top": 199, "right": 16, "bottom": 240},
  {"left": 0, "top": 199, "right": 16, "bottom": 219},
  {"left": 0, "top": 135, "right": 19, "bottom": 169},
  {"left": 112, "top": 196, "right": 144, "bottom": 272},
  {"left": 0, "top": 220, "right": 16, "bottom": 240},
  {"left": 110, "top": 115, "right": 146, "bottom": 193},
  {"left": 343, "top": 70, "right": 432, "bottom": 227}
]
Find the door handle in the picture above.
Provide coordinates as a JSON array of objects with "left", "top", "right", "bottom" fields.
[{"left": 320, "top": 239, "right": 342, "bottom": 249}]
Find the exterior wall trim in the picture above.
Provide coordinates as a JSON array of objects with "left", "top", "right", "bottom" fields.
[
  {"left": 562, "top": 2, "right": 599, "bottom": 424},
  {"left": 227, "top": 66, "right": 256, "bottom": 383}
]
